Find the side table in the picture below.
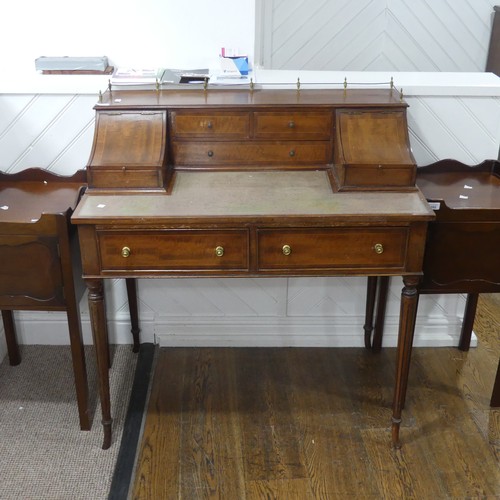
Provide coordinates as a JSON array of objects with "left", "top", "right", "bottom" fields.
[
  {"left": 0, "top": 168, "right": 90, "bottom": 429},
  {"left": 365, "top": 159, "right": 500, "bottom": 407}
]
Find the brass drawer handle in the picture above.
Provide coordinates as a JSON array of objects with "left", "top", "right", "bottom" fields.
[
  {"left": 215, "top": 246, "right": 224, "bottom": 257},
  {"left": 288, "top": 121, "right": 295, "bottom": 129},
  {"left": 374, "top": 243, "right": 384, "bottom": 254},
  {"left": 282, "top": 244, "right": 292, "bottom": 256},
  {"left": 208, "top": 150, "right": 214, "bottom": 157},
  {"left": 289, "top": 150, "right": 295, "bottom": 157},
  {"left": 207, "top": 121, "right": 213, "bottom": 129},
  {"left": 121, "top": 246, "right": 131, "bottom": 258}
]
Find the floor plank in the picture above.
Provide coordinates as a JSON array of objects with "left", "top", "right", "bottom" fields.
[{"left": 131, "top": 294, "right": 500, "bottom": 499}]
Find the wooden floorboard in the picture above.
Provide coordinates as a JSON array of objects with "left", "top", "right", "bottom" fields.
[{"left": 130, "top": 294, "right": 500, "bottom": 499}]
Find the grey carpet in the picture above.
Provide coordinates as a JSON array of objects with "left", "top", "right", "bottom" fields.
[{"left": 0, "top": 344, "right": 137, "bottom": 500}]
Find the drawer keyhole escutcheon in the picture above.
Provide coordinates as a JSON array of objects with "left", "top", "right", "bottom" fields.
[
  {"left": 121, "top": 246, "right": 131, "bottom": 258},
  {"left": 374, "top": 243, "right": 384, "bottom": 254},
  {"left": 215, "top": 246, "right": 224, "bottom": 257},
  {"left": 282, "top": 244, "right": 292, "bottom": 256}
]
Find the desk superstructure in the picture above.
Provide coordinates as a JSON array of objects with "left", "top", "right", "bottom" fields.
[{"left": 72, "top": 88, "right": 434, "bottom": 449}]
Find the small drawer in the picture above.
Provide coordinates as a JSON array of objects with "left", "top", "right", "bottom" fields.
[
  {"left": 98, "top": 230, "right": 249, "bottom": 271},
  {"left": 0, "top": 235, "right": 64, "bottom": 305},
  {"left": 170, "top": 112, "right": 251, "bottom": 138},
  {"left": 88, "top": 167, "right": 166, "bottom": 190},
  {"left": 254, "top": 112, "right": 333, "bottom": 139},
  {"left": 172, "top": 141, "right": 331, "bottom": 166},
  {"left": 257, "top": 228, "right": 408, "bottom": 270},
  {"left": 343, "top": 164, "right": 416, "bottom": 188}
]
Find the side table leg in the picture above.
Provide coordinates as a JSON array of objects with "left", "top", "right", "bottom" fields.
[
  {"left": 86, "top": 278, "right": 113, "bottom": 449},
  {"left": 66, "top": 299, "right": 90, "bottom": 431},
  {"left": 391, "top": 276, "right": 419, "bottom": 448},
  {"left": 364, "top": 277, "right": 378, "bottom": 348},
  {"left": 491, "top": 360, "right": 500, "bottom": 407},
  {"left": 2, "top": 310, "right": 21, "bottom": 365},
  {"left": 372, "top": 276, "right": 390, "bottom": 351},
  {"left": 125, "top": 278, "right": 141, "bottom": 353},
  {"left": 458, "top": 293, "right": 479, "bottom": 351}
]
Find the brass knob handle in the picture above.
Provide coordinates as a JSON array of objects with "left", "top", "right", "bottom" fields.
[
  {"left": 215, "top": 246, "right": 224, "bottom": 257},
  {"left": 374, "top": 243, "right": 384, "bottom": 254},
  {"left": 121, "top": 246, "right": 131, "bottom": 258},
  {"left": 282, "top": 244, "right": 292, "bottom": 256},
  {"left": 288, "top": 121, "right": 295, "bottom": 129},
  {"left": 289, "top": 150, "right": 295, "bottom": 157},
  {"left": 208, "top": 150, "right": 214, "bottom": 157},
  {"left": 207, "top": 121, "right": 213, "bottom": 129}
]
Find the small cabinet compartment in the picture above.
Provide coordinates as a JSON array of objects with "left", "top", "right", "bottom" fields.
[
  {"left": 0, "top": 234, "right": 63, "bottom": 305},
  {"left": 257, "top": 227, "right": 409, "bottom": 271},
  {"left": 333, "top": 109, "right": 416, "bottom": 191},
  {"left": 98, "top": 229, "right": 249, "bottom": 272},
  {"left": 88, "top": 110, "right": 169, "bottom": 191}
]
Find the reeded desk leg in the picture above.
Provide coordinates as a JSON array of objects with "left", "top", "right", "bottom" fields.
[
  {"left": 125, "top": 278, "right": 140, "bottom": 353},
  {"left": 86, "top": 278, "right": 112, "bottom": 450},
  {"left": 1, "top": 310, "right": 21, "bottom": 365},
  {"left": 391, "top": 276, "right": 419, "bottom": 448}
]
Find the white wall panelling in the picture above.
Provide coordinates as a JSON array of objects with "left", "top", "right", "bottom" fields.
[{"left": 257, "top": 0, "right": 498, "bottom": 72}]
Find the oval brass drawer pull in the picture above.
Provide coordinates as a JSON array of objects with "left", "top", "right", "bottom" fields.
[
  {"left": 215, "top": 246, "right": 224, "bottom": 257},
  {"left": 282, "top": 244, "right": 292, "bottom": 256},
  {"left": 121, "top": 246, "right": 131, "bottom": 258},
  {"left": 374, "top": 243, "right": 384, "bottom": 254}
]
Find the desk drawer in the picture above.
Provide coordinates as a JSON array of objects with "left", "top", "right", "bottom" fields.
[
  {"left": 257, "top": 228, "right": 408, "bottom": 270},
  {"left": 254, "top": 112, "right": 333, "bottom": 139},
  {"left": 88, "top": 167, "right": 164, "bottom": 190},
  {"left": 98, "top": 230, "right": 249, "bottom": 271},
  {"left": 0, "top": 235, "right": 63, "bottom": 305},
  {"left": 170, "top": 112, "right": 251, "bottom": 138},
  {"left": 172, "top": 141, "right": 331, "bottom": 166}
]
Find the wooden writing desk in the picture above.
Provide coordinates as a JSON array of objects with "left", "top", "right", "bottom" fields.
[{"left": 71, "top": 88, "right": 434, "bottom": 449}]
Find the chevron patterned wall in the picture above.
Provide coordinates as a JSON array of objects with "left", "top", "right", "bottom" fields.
[{"left": 259, "top": 0, "right": 498, "bottom": 71}]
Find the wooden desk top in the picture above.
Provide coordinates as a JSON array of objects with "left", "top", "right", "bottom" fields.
[{"left": 72, "top": 170, "right": 434, "bottom": 225}]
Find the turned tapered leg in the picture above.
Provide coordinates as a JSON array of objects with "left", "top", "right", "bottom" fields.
[
  {"left": 392, "top": 276, "right": 420, "bottom": 448},
  {"left": 2, "top": 310, "right": 21, "bottom": 365},
  {"left": 86, "top": 278, "right": 112, "bottom": 449},
  {"left": 125, "top": 278, "right": 140, "bottom": 353}
]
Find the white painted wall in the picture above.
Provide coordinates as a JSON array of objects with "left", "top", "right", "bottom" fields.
[{"left": 0, "top": 0, "right": 256, "bottom": 74}]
